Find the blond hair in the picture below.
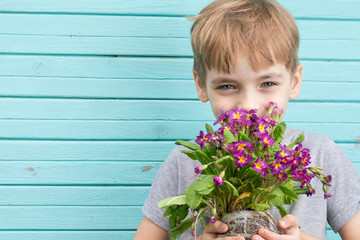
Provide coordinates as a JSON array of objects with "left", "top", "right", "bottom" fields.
[{"left": 190, "top": 0, "right": 300, "bottom": 86}]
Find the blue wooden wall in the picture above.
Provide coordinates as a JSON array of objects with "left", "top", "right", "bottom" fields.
[{"left": 0, "top": 1, "right": 358, "bottom": 239}]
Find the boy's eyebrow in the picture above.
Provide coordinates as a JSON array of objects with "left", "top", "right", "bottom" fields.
[
  {"left": 211, "top": 72, "right": 283, "bottom": 84},
  {"left": 210, "top": 77, "right": 238, "bottom": 85},
  {"left": 256, "top": 72, "right": 283, "bottom": 81}
]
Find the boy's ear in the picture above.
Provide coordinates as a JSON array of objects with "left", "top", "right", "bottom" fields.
[
  {"left": 289, "top": 63, "right": 303, "bottom": 100},
  {"left": 193, "top": 70, "right": 209, "bottom": 102}
]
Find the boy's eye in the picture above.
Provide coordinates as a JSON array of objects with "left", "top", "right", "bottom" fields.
[
  {"left": 261, "top": 82, "right": 276, "bottom": 87},
  {"left": 218, "top": 85, "right": 235, "bottom": 90}
]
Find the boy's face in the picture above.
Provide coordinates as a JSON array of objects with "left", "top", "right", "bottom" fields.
[{"left": 194, "top": 57, "right": 302, "bottom": 119}]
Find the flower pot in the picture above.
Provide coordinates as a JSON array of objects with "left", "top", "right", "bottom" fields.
[{"left": 217, "top": 210, "right": 282, "bottom": 240}]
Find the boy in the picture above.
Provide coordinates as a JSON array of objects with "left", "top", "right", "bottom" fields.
[{"left": 134, "top": 0, "right": 360, "bottom": 239}]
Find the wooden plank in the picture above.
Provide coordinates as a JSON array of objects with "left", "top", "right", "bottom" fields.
[
  {"left": 0, "top": 121, "right": 359, "bottom": 141},
  {"left": 0, "top": 0, "right": 358, "bottom": 19},
  {"left": 0, "top": 56, "right": 359, "bottom": 82},
  {"left": 0, "top": 141, "right": 356, "bottom": 162},
  {"left": 0, "top": 35, "right": 359, "bottom": 60},
  {"left": 0, "top": 99, "right": 358, "bottom": 123},
  {"left": 0, "top": 55, "right": 194, "bottom": 79},
  {"left": 0, "top": 161, "right": 161, "bottom": 185},
  {"left": 0, "top": 78, "right": 359, "bottom": 101},
  {"left": 0, "top": 231, "right": 136, "bottom": 240},
  {"left": 0, "top": 186, "right": 149, "bottom": 206},
  {"left": 0, "top": 205, "right": 348, "bottom": 232},
  {"left": 0, "top": 206, "right": 143, "bottom": 229},
  {"left": 0, "top": 161, "right": 358, "bottom": 185},
  {"left": 0, "top": 229, "right": 340, "bottom": 240},
  {"left": 0, "top": 14, "right": 192, "bottom": 38},
  {"left": 0, "top": 140, "right": 175, "bottom": 161},
  {"left": 0, "top": 15, "right": 359, "bottom": 40},
  {"left": 0, "top": 35, "right": 192, "bottom": 56}
]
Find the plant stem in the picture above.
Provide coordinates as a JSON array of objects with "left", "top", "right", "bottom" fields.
[{"left": 257, "top": 180, "right": 282, "bottom": 204}]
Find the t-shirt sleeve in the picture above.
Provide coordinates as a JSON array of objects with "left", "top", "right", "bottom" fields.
[
  {"left": 141, "top": 147, "right": 181, "bottom": 231},
  {"left": 323, "top": 138, "right": 360, "bottom": 232}
]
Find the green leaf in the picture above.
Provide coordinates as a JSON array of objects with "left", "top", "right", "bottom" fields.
[
  {"left": 169, "top": 213, "right": 177, "bottom": 229},
  {"left": 268, "top": 194, "right": 285, "bottom": 206},
  {"left": 279, "top": 186, "right": 298, "bottom": 204},
  {"left": 195, "top": 150, "right": 212, "bottom": 164},
  {"left": 215, "top": 155, "right": 234, "bottom": 165},
  {"left": 197, "top": 186, "right": 215, "bottom": 195},
  {"left": 185, "top": 190, "right": 202, "bottom": 209},
  {"left": 281, "top": 179, "right": 294, "bottom": 190},
  {"left": 223, "top": 128, "right": 237, "bottom": 144},
  {"left": 286, "top": 134, "right": 305, "bottom": 150},
  {"left": 162, "top": 207, "right": 173, "bottom": 217},
  {"left": 224, "top": 180, "right": 239, "bottom": 197},
  {"left": 204, "top": 144, "right": 217, "bottom": 158},
  {"left": 272, "top": 122, "right": 287, "bottom": 145},
  {"left": 292, "top": 185, "right": 308, "bottom": 195},
  {"left": 180, "top": 150, "right": 197, "bottom": 160},
  {"left": 175, "top": 140, "right": 200, "bottom": 151},
  {"left": 195, "top": 175, "right": 215, "bottom": 192},
  {"left": 247, "top": 203, "right": 270, "bottom": 211},
  {"left": 158, "top": 195, "right": 186, "bottom": 208},
  {"left": 185, "top": 177, "right": 216, "bottom": 209},
  {"left": 238, "top": 131, "right": 251, "bottom": 142},
  {"left": 205, "top": 123, "right": 214, "bottom": 134},
  {"left": 178, "top": 205, "right": 189, "bottom": 222},
  {"left": 169, "top": 218, "right": 193, "bottom": 240},
  {"left": 276, "top": 205, "right": 289, "bottom": 218}
]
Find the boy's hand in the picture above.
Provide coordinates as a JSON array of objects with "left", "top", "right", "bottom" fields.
[
  {"left": 251, "top": 214, "right": 301, "bottom": 240},
  {"left": 195, "top": 220, "right": 245, "bottom": 240}
]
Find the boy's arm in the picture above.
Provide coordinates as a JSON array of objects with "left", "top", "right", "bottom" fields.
[
  {"left": 133, "top": 216, "right": 169, "bottom": 240},
  {"left": 338, "top": 210, "right": 360, "bottom": 240}
]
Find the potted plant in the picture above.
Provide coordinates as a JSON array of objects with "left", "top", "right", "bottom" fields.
[{"left": 158, "top": 102, "right": 332, "bottom": 240}]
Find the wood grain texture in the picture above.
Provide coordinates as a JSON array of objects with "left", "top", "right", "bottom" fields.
[
  {"left": 0, "top": 0, "right": 359, "bottom": 19},
  {"left": 0, "top": 100, "right": 358, "bottom": 122},
  {"left": 0, "top": 56, "right": 359, "bottom": 82},
  {"left": 0, "top": 77, "right": 359, "bottom": 101},
  {"left": 0, "top": 141, "right": 356, "bottom": 162}
]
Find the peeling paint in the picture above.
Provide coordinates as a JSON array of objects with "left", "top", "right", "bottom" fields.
[
  {"left": 142, "top": 166, "right": 152, "bottom": 172},
  {"left": 355, "top": 137, "right": 360, "bottom": 148},
  {"left": 24, "top": 167, "right": 37, "bottom": 176}
]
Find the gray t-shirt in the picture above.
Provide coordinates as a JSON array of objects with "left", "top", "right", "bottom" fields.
[{"left": 142, "top": 127, "right": 360, "bottom": 239}]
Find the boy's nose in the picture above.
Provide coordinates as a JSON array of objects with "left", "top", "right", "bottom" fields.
[{"left": 238, "top": 92, "right": 260, "bottom": 112}]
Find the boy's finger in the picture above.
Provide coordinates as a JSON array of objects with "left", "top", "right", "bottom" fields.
[
  {"left": 203, "top": 221, "right": 245, "bottom": 240},
  {"left": 203, "top": 220, "right": 228, "bottom": 234},
  {"left": 278, "top": 214, "right": 299, "bottom": 235},
  {"left": 255, "top": 228, "right": 280, "bottom": 240}
]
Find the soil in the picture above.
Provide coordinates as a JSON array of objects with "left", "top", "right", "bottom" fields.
[{"left": 217, "top": 210, "right": 283, "bottom": 240}]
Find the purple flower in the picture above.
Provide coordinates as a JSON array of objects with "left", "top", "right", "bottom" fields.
[
  {"left": 195, "top": 131, "right": 208, "bottom": 149},
  {"left": 209, "top": 216, "right": 216, "bottom": 223},
  {"left": 214, "top": 111, "right": 227, "bottom": 126},
  {"left": 324, "top": 193, "right": 332, "bottom": 199},
  {"left": 275, "top": 145, "right": 291, "bottom": 160},
  {"left": 270, "top": 161, "right": 286, "bottom": 175},
  {"left": 278, "top": 172, "right": 288, "bottom": 181},
  {"left": 228, "top": 109, "right": 245, "bottom": 122},
  {"left": 325, "top": 175, "right": 332, "bottom": 185},
  {"left": 213, "top": 176, "right": 224, "bottom": 186},
  {"left": 260, "top": 134, "right": 274, "bottom": 146},
  {"left": 234, "top": 153, "right": 252, "bottom": 167},
  {"left": 194, "top": 167, "right": 202, "bottom": 175},
  {"left": 229, "top": 141, "right": 251, "bottom": 155},
  {"left": 251, "top": 159, "right": 268, "bottom": 175},
  {"left": 261, "top": 115, "right": 276, "bottom": 127},
  {"left": 257, "top": 119, "right": 269, "bottom": 135},
  {"left": 306, "top": 189, "right": 315, "bottom": 197}
]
